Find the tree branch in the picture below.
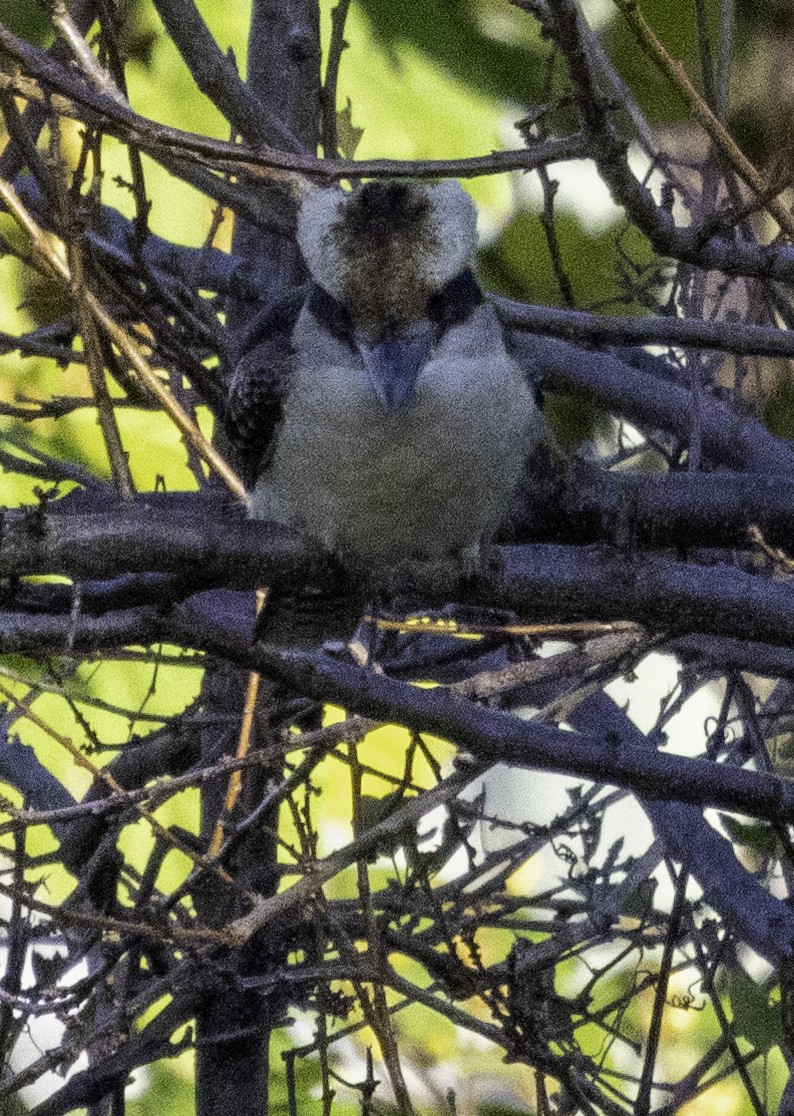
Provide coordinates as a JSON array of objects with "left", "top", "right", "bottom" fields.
[
  {"left": 0, "top": 26, "right": 587, "bottom": 183},
  {"left": 151, "top": 0, "right": 304, "bottom": 151},
  {"left": 512, "top": 332, "right": 794, "bottom": 472}
]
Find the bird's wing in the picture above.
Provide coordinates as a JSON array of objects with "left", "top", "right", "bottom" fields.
[{"left": 226, "top": 285, "right": 308, "bottom": 486}]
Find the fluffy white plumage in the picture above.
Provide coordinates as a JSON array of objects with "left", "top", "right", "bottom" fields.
[
  {"left": 241, "top": 179, "right": 542, "bottom": 565},
  {"left": 296, "top": 179, "right": 479, "bottom": 302},
  {"left": 251, "top": 300, "right": 539, "bottom": 560}
]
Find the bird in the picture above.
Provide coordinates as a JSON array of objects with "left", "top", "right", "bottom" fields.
[{"left": 227, "top": 179, "right": 543, "bottom": 644}]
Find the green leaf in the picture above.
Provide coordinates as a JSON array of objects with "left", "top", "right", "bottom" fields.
[
  {"left": 622, "top": 877, "right": 657, "bottom": 920},
  {"left": 479, "top": 210, "right": 657, "bottom": 310},
  {"left": 355, "top": 0, "right": 548, "bottom": 105},
  {"left": 604, "top": 0, "right": 723, "bottom": 125},
  {"left": 719, "top": 814, "right": 780, "bottom": 858},
  {"left": 357, "top": 787, "right": 406, "bottom": 834},
  {"left": 0, "top": 0, "right": 54, "bottom": 47},
  {"left": 726, "top": 967, "right": 782, "bottom": 1051},
  {"left": 336, "top": 98, "right": 365, "bottom": 159}
]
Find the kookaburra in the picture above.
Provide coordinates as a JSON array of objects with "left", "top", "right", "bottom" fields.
[{"left": 228, "top": 180, "right": 542, "bottom": 634}]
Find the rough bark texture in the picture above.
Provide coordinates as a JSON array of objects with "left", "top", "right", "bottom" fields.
[{"left": 195, "top": 5, "right": 321, "bottom": 1114}]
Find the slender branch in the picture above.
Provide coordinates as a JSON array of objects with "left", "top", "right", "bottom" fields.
[
  {"left": 0, "top": 174, "right": 249, "bottom": 507},
  {"left": 715, "top": 0, "right": 735, "bottom": 121},
  {"left": 59, "top": 172, "right": 136, "bottom": 499},
  {"left": 635, "top": 863, "right": 688, "bottom": 1115},
  {"left": 0, "top": 336, "right": 83, "bottom": 368},
  {"left": 144, "top": 628, "right": 794, "bottom": 950},
  {"left": 529, "top": 0, "right": 794, "bottom": 286},
  {"left": 0, "top": 741, "right": 291, "bottom": 836},
  {"left": 0, "top": 681, "right": 239, "bottom": 887},
  {"left": 51, "top": 0, "right": 126, "bottom": 105},
  {"left": 511, "top": 332, "right": 794, "bottom": 473},
  {"left": 611, "top": 0, "right": 794, "bottom": 236},
  {"left": 321, "top": 0, "right": 352, "bottom": 157},
  {"left": 498, "top": 296, "right": 794, "bottom": 359},
  {"left": 224, "top": 769, "right": 474, "bottom": 944},
  {"left": 0, "top": 27, "right": 587, "bottom": 182}
]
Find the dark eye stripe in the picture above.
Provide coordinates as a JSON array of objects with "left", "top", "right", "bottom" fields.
[{"left": 426, "top": 269, "right": 483, "bottom": 330}]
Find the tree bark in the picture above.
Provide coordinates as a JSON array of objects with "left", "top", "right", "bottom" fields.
[{"left": 195, "top": 4, "right": 321, "bottom": 1115}]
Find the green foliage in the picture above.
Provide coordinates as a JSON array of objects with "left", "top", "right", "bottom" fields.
[
  {"left": 335, "top": 4, "right": 513, "bottom": 217},
  {"left": 621, "top": 875, "right": 658, "bottom": 920},
  {"left": 355, "top": 0, "right": 548, "bottom": 105},
  {"left": 719, "top": 813, "right": 781, "bottom": 859},
  {"left": 604, "top": 0, "right": 722, "bottom": 124},
  {"left": 724, "top": 967, "right": 782, "bottom": 1052},
  {"left": 128, "top": 1055, "right": 195, "bottom": 1116},
  {"left": 763, "top": 367, "right": 794, "bottom": 441},
  {"left": 479, "top": 209, "right": 657, "bottom": 312},
  {"left": 335, "top": 99, "right": 365, "bottom": 159},
  {"left": 0, "top": 0, "right": 54, "bottom": 47},
  {"left": 479, "top": 210, "right": 658, "bottom": 447}
]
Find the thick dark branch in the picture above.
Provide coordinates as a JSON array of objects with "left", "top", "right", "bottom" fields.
[
  {"left": 8, "top": 571, "right": 196, "bottom": 615},
  {"left": 15, "top": 178, "right": 261, "bottom": 297},
  {"left": 522, "top": 459, "right": 794, "bottom": 549},
  {"left": 0, "top": 26, "right": 587, "bottom": 182},
  {"left": 499, "top": 296, "right": 794, "bottom": 359},
  {"left": 535, "top": 0, "right": 794, "bottom": 283},
  {"left": 0, "top": 90, "right": 60, "bottom": 212},
  {"left": 497, "top": 545, "right": 794, "bottom": 649},
  {"left": 151, "top": 0, "right": 303, "bottom": 151},
  {"left": 166, "top": 609, "right": 794, "bottom": 835},
  {"left": 512, "top": 333, "right": 794, "bottom": 473},
  {"left": 0, "top": 507, "right": 310, "bottom": 584},
  {"left": 568, "top": 693, "right": 794, "bottom": 965},
  {"left": 7, "top": 458, "right": 794, "bottom": 582},
  {"left": 8, "top": 517, "right": 794, "bottom": 655},
  {"left": 8, "top": 551, "right": 793, "bottom": 659},
  {"left": 0, "top": 605, "right": 163, "bottom": 653},
  {"left": 672, "top": 635, "right": 794, "bottom": 679},
  {"left": 0, "top": 734, "right": 75, "bottom": 815},
  {"left": 6, "top": 481, "right": 794, "bottom": 643},
  {"left": 245, "top": 0, "right": 319, "bottom": 154}
]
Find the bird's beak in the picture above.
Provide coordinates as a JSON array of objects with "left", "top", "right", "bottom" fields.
[{"left": 357, "top": 323, "right": 434, "bottom": 412}]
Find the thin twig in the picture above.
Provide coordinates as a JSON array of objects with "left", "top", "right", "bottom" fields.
[
  {"left": 612, "top": 0, "right": 794, "bottom": 237},
  {"left": 635, "top": 863, "right": 688, "bottom": 1115},
  {"left": 94, "top": 0, "right": 152, "bottom": 244},
  {"left": 0, "top": 174, "right": 249, "bottom": 507},
  {"left": 0, "top": 58, "right": 586, "bottom": 184},
  {"left": 0, "top": 680, "right": 241, "bottom": 888},
  {"left": 748, "top": 523, "right": 794, "bottom": 574},
  {"left": 348, "top": 746, "right": 416, "bottom": 1116},
  {"left": 51, "top": 126, "right": 136, "bottom": 499},
  {"left": 715, "top": 0, "right": 735, "bottom": 121},
  {"left": 225, "top": 770, "right": 474, "bottom": 945},
  {"left": 51, "top": 0, "right": 127, "bottom": 106},
  {"left": 208, "top": 588, "right": 268, "bottom": 858}
]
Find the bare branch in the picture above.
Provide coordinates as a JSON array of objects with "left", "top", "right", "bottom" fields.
[{"left": 151, "top": 0, "right": 304, "bottom": 151}]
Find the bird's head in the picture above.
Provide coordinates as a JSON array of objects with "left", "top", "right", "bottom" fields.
[{"left": 297, "top": 180, "right": 480, "bottom": 410}]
